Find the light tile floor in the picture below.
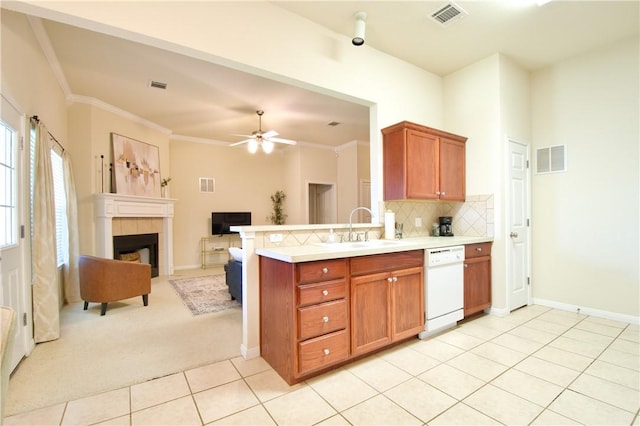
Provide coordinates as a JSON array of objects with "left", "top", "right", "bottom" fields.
[{"left": 5, "top": 305, "right": 639, "bottom": 425}]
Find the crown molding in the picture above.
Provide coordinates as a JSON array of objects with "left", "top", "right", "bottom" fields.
[
  {"left": 170, "top": 134, "right": 229, "bottom": 146},
  {"left": 69, "top": 95, "right": 172, "bottom": 135}
]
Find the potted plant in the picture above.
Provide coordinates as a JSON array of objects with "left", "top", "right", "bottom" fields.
[
  {"left": 268, "top": 190, "right": 287, "bottom": 225},
  {"left": 160, "top": 177, "right": 171, "bottom": 198}
]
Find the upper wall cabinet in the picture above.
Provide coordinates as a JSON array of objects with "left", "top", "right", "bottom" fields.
[{"left": 382, "top": 121, "right": 467, "bottom": 202}]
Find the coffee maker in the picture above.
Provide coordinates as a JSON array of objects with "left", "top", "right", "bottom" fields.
[{"left": 439, "top": 216, "right": 454, "bottom": 237}]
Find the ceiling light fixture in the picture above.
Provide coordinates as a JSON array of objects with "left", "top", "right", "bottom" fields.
[
  {"left": 352, "top": 12, "right": 367, "bottom": 46},
  {"left": 247, "top": 139, "right": 259, "bottom": 154},
  {"left": 261, "top": 140, "right": 274, "bottom": 154}
]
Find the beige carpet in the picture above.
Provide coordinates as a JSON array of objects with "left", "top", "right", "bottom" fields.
[{"left": 6, "top": 269, "right": 242, "bottom": 416}]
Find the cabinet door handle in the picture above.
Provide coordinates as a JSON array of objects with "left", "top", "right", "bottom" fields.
[
  {"left": 322, "top": 316, "right": 329, "bottom": 323},
  {"left": 393, "top": 276, "right": 398, "bottom": 282},
  {"left": 387, "top": 277, "right": 393, "bottom": 283},
  {"left": 441, "top": 191, "right": 446, "bottom": 196},
  {"left": 322, "top": 267, "right": 329, "bottom": 274},
  {"left": 464, "top": 264, "right": 468, "bottom": 268},
  {"left": 322, "top": 289, "right": 329, "bottom": 296},
  {"left": 323, "top": 348, "right": 330, "bottom": 356}
]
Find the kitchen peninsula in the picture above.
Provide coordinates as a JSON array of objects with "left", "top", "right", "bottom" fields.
[{"left": 256, "top": 234, "right": 492, "bottom": 384}]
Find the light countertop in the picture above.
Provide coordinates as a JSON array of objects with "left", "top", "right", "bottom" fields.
[{"left": 256, "top": 236, "right": 493, "bottom": 263}]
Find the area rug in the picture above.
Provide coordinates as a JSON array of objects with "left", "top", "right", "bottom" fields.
[{"left": 169, "top": 274, "right": 240, "bottom": 315}]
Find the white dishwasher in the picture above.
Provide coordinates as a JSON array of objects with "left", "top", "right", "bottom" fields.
[{"left": 419, "top": 246, "right": 465, "bottom": 339}]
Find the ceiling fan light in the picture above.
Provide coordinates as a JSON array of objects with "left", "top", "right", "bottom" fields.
[
  {"left": 262, "top": 140, "right": 274, "bottom": 154},
  {"left": 248, "top": 139, "right": 259, "bottom": 153}
]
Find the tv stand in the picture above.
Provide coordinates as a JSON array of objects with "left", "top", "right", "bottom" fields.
[{"left": 201, "top": 235, "right": 241, "bottom": 269}]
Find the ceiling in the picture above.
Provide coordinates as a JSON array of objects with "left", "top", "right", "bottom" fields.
[{"left": 34, "top": 1, "right": 638, "bottom": 149}]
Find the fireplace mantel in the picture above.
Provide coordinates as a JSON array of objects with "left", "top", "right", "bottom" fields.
[{"left": 94, "top": 193, "right": 175, "bottom": 275}]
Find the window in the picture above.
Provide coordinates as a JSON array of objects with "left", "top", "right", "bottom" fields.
[
  {"left": 0, "top": 120, "right": 17, "bottom": 248},
  {"left": 29, "top": 124, "right": 68, "bottom": 267},
  {"left": 51, "top": 149, "right": 67, "bottom": 267}
]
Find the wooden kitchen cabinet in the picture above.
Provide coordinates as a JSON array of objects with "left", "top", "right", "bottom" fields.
[
  {"left": 260, "top": 257, "right": 349, "bottom": 384},
  {"left": 464, "top": 242, "right": 492, "bottom": 317},
  {"left": 260, "top": 249, "right": 425, "bottom": 384},
  {"left": 382, "top": 121, "right": 466, "bottom": 201},
  {"left": 350, "top": 250, "right": 424, "bottom": 356}
]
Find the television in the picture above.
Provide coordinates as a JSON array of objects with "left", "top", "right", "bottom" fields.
[{"left": 212, "top": 212, "right": 251, "bottom": 235}]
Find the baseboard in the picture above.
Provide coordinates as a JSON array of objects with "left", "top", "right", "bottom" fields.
[
  {"left": 487, "top": 306, "right": 510, "bottom": 317},
  {"left": 241, "top": 344, "right": 261, "bottom": 360},
  {"left": 532, "top": 298, "right": 640, "bottom": 325}
]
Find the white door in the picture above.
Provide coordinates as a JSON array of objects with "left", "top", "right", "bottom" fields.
[
  {"left": 0, "top": 94, "right": 29, "bottom": 372},
  {"left": 507, "top": 139, "right": 530, "bottom": 310}
]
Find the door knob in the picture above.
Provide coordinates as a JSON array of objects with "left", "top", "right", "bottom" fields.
[{"left": 510, "top": 232, "right": 518, "bottom": 238}]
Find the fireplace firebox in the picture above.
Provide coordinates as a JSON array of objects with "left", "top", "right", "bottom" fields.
[{"left": 113, "top": 233, "right": 159, "bottom": 278}]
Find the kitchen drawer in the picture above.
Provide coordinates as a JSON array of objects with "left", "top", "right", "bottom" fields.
[
  {"left": 350, "top": 250, "right": 423, "bottom": 276},
  {"left": 465, "top": 242, "right": 492, "bottom": 259},
  {"left": 297, "top": 259, "right": 346, "bottom": 284},
  {"left": 298, "top": 329, "right": 349, "bottom": 374},
  {"left": 298, "top": 279, "right": 346, "bottom": 307},
  {"left": 298, "top": 299, "right": 347, "bottom": 340}
]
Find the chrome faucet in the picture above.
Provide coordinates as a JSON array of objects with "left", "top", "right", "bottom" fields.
[{"left": 348, "top": 207, "right": 374, "bottom": 242}]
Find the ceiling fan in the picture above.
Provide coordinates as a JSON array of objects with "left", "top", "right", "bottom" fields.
[{"left": 230, "top": 110, "right": 297, "bottom": 153}]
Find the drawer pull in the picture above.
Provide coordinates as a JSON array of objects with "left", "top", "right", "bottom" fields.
[
  {"left": 476, "top": 247, "right": 482, "bottom": 252},
  {"left": 323, "top": 348, "right": 330, "bottom": 356},
  {"left": 322, "top": 316, "right": 329, "bottom": 323},
  {"left": 322, "top": 290, "right": 329, "bottom": 296},
  {"left": 322, "top": 267, "right": 329, "bottom": 274}
]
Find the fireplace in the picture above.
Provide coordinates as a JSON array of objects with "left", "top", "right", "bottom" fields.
[
  {"left": 94, "top": 193, "right": 175, "bottom": 275},
  {"left": 113, "top": 233, "right": 159, "bottom": 277}
]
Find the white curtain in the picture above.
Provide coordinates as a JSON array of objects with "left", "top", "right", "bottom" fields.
[
  {"left": 32, "top": 121, "right": 60, "bottom": 342},
  {"left": 62, "top": 151, "right": 80, "bottom": 303}
]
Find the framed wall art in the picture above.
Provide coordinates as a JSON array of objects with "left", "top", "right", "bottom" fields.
[{"left": 111, "top": 133, "right": 161, "bottom": 197}]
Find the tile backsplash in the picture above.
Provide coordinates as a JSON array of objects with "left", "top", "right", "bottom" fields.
[
  {"left": 257, "top": 194, "right": 494, "bottom": 249},
  {"left": 384, "top": 194, "right": 494, "bottom": 238}
]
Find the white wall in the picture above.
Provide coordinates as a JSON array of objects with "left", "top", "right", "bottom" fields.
[
  {"left": 169, "top": 138, "right": 286, "bottom": 268},
  {"left": 531, "top": 37, "right": 639, "bottom": 318},
  {"left": 443, "top": 55, "right": 507, "bottom": 309},
  {"left": 1, "top": 10, "right": 67, "bottom": 139}
]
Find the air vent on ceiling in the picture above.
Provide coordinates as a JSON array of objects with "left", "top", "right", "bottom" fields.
[
  {"left": 149, "top": 80, "right": 167, "bottom": 90},
  {"left": 536, "top": 144, "right": 567, "bottom": 174},
  {"left": 430, "top": 2, "right": 468, "bottom": 26}
]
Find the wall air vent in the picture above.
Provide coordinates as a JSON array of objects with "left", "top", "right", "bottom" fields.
[
  {"left": 536, "top": 144, "right": 567, "bottom": 174},
  {"left": 430, "top": 2, "right": 468, "bottom": 26},
  {"left": 200, "top": 177, "right": 215, "bottom": 193},
  {"left": 149, "top": 80, "right": 167, "bottom": 90}
]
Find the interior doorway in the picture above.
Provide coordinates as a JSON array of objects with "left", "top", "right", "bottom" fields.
[{"left": 307, "top": 183, "right": 337, "bottom": 224}]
